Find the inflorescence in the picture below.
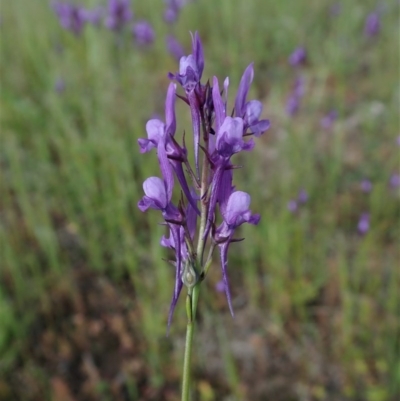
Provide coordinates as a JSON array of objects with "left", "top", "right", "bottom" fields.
[{"left": 137, "top": 32, "right": 269, "bottom": 327}]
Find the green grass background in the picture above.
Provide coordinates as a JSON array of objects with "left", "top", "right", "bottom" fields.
[{"left": 1, "top": 0, "right": 399, "bottom": 400}]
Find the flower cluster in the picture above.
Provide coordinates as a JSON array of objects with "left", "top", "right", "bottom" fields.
[
  {"left": 52, "top": 0, "right": 154, "bottom": 45},
  {"left": 138, "top": 32, "right": 269, "bottom": 326}
]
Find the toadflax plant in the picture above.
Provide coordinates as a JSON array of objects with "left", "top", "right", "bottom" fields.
[{"left": 138, "top": 32, "right": 269, "bottom": 400}]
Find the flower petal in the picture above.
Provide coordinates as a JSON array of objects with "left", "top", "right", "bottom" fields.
[
  {"left": 142, "top": 177, "right": 168, "bottom": 209},
  {"left": 235, "top": 63, "right": 254, "bottom": 118}
]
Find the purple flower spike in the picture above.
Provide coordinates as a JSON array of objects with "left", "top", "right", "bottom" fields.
[
  {"left": 364, "top": 12, "right": 380, "bottom": 37},
  {"left": 215, "top": 191, "right": 260, "bottom": 315},
  {"left": 289, "top": 47, "right": 307, "bottom": 67},
  {"left": 105, "top": 0, "right": 132, "bottom": 31},
  {"left": 52, "top": 2, "right": 86, "bottom": 35},
  {"left": 357, "top": 213, "right": 370, "bottom": 235},
  {"left": 133, "top": 20, "right": 155, "bottom": 46},
  {"left": 235, "top": 64, "right": 270, "bottom": 136},
  {"left": 138, "top": 31, "right": 266, "bottom": 330},
  {"left": 166, "top": 34, "right": 185, "bottom": 62}
]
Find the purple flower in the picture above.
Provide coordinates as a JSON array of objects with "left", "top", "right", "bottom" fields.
[
  {"left": 320, "top": 110, "right": 338, "bottom": 130},
  {"left": 105, "top": 0, "right": 132, "bottom": 31},
  {"left": 214, "top": 191, "right": 260, "bottom": 315},
  {"left": 133, "top": 20, "right": 155, "bottom": 46},
  {"left": 169, "top": 32, "right": 204, "bottom": 175},
  {"left": 164, "top": 0, "right": 181, "bottom": 23},
  {"left": 396, "top": 136, "right": 400, "bottom": 147},
  {"left": 389, "top": 173, "right": 400, "bottom": 189},
  {"left": 298, "top": 189, "right": 308, "bottom": 204},
  {"left": 364, "top": 12, "right": 380, "bottom": 37},
  {"left": 169, "top": 31, "right": 204, "bottom": 93},
  {"left": 203, "top": 77, "right": 255, "bottom": 238},
  {"left": 360, "top": 179, "right": 373, "bottom": 193},
  {"left": 288, "top": 47, "right": 307, "bottom": 67},
  {"left": 138, "top": 83, "right": 199, "bottom": 214},
  {"left": 235, "top": 63, "right": 270, "bottom": 136},
  {"left": 357, "top": 213, "right": 370, "bottom": 235},
  {"left": 166, "top": 34, "right": 185, "bottom": 62},
  {"left": 52, "top": 2, "right": 86, "bottom": 35},
  {"left": 138, "top": 176, "right": 185, "bottom": 327}
]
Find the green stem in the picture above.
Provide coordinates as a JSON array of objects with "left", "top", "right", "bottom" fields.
[
  {"left": 181, "top": 284, "right": 200, "bottom": 401},
  {"left": 181, "top": 102, "right": 209, "bottom": 401}
]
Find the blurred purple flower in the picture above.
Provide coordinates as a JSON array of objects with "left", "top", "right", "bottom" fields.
[
  {"left": 164, "top": 0, "right": 180, "bottom": 23},
  {"left": 288, "top": 47, "right": 307, "bottom": 67},
  {"left": 389, "top": 173, "right": 400, "bottom": 189},
  {"left": 52, "top": 2, "right": 86, "bottom": 35},
  {"left": 298, "top": 189, "right": 308, "bottom": 204},
  {"left": 105, "top": 0, "right": 132, "bottom": 31},
  {"left": 166, "top": 34, "right": 185, "bottom": 61},
  {"left": 360, "top": 179, "right": 373, "bottom": 193},
  {"left": 364, "top": 12, "right": 380, "bottom": 37},
  {"left": 287, "top": 200, "right": 298, "bottom": 213},
  {"left": 357, "top": 213, "right": 370, "bottom": 235},
  {"left": 320, "top": 110, "right": 338, "bottom": 130},
  {"left": 396, "top": 136, "right": 400, "bottom": 146},
  {"left": 133, "top": 20, "right": 155, "bottom": 46}
]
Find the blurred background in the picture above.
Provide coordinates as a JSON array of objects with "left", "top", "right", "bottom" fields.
[{"left": 1, "top": 0, "right": 399, "bottom": 400}]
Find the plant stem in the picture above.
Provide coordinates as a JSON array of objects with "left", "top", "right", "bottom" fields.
[
  {"left": 181, "top": 284, "right": 200, "bottom": 401},
  {"left": 181, "top": 100, "right": 209, "bottom": 401}
]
